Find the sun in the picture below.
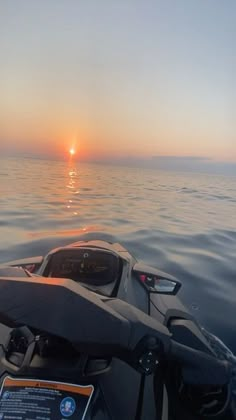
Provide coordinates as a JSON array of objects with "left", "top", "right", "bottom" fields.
[{"left": 69, "top": 148, "right": 75, "bottom": 156}]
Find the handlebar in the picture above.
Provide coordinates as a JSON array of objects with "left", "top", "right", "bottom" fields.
[
  {"left": 169, "top": 340, "right": 231, "bottom": 386},
  {"left": 0, "top": 276, "right": 232, "bottom": 389}
]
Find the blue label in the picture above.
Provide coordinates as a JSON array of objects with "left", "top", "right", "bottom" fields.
[
  {"left": 60, "top": 397, "right": 76, "bottom": 417},
  {"left": 2, "top": 392, "right": 9, "bottom": 400}
]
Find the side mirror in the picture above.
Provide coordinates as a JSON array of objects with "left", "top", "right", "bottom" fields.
[
  {"left": 5, "top": 256, "right": 43, "bottom": 273},
  {"left": 133, "top": 263, "right": 181, "bottom": 295},
  {"left": 0, "top": 265, "right": 31, "bottom": 278}
]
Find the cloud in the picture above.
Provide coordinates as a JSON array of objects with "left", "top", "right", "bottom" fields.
[
  {"left": 91, "top": 155, "right": 236, "bottom": 175},
  {"left": 151, "top": 155, "right": 210, "bottom": 162}
]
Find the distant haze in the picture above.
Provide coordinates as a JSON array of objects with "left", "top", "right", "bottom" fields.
[
  {"left": 0, "top": 1, "right": 235, "bottom": 171},
  {"left": 89, "top": 156, "right": 236, "bottom": 175}
]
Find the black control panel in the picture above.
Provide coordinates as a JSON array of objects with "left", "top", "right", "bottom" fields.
[{"left": 44, "top": 249, "right": 121, "bottom": 286}]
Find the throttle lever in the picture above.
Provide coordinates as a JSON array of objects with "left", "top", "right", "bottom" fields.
[{"left": 170, "top": 340, "right": 232, "bottom": 386}]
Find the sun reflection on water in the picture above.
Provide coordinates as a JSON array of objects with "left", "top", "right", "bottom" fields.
[{"left": 66, "top": 159, "right": 80, "bottom": 215}]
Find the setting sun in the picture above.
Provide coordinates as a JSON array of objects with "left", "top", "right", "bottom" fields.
[{"left": 70, "top": 148, "right": 75, "bottom": 156}]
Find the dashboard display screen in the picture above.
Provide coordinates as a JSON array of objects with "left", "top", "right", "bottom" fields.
[{"left": 46, "top": 249, "right": 121, "bottom": 286}]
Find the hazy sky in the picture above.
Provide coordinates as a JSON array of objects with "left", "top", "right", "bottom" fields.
[{"left": 0, "top": 1, "right": 235, "bottom": 161}]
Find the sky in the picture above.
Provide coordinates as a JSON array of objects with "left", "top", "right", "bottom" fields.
[{"left": 0, "top": 0, "right": 235, "bottom": 168}]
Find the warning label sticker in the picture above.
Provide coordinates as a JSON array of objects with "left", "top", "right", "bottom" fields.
[{"left": 0, "top": 376, "right": 94, "bottom": 420}]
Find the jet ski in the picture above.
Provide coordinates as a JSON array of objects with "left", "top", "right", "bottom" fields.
[{"left": 0, "top": 240, "right": 235, "bottom": 419}]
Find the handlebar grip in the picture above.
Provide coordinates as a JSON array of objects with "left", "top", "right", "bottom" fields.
[{"left": 170, "top": 340, "right": 231, "bottom": 386}]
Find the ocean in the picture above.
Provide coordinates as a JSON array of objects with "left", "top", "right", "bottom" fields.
[{"left": 0, "top": 156, "right": 236, "bottom": 355}]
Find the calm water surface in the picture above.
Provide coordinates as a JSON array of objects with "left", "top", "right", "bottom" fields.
[{"left": 0, "top": 157, "right": 236, "bottom": 354}]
